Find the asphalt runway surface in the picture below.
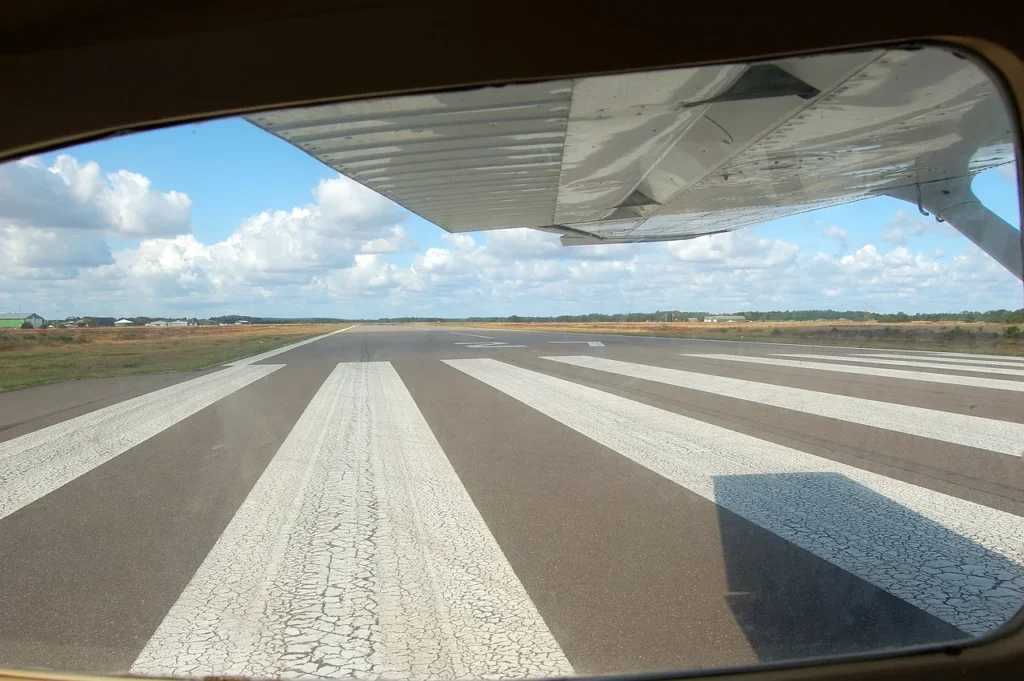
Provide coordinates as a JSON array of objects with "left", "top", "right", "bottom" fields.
[{"left": 1, "top": 325, "right": 1022, "bottom": 678}]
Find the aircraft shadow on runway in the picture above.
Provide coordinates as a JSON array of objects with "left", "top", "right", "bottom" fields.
[{"left": 712, "top": 472, "right": 1019, "bottom": 662}]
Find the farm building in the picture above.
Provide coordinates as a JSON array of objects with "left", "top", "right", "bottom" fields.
[
  {"left": 0, "top": 312, "right": 45, "bottom": 328},
  {"left": 705, "top": 315, "right": 747, "bottom": 323},
  {"left": 114, "top": 319, "right": 135, "bottom": 327}
]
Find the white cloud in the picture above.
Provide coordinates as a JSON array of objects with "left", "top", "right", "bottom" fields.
[
  {"left": 997, "top": 162, "right": 1017, "bottom": 182},
  {"left": 0, "top": 155, "right": 192, "bottom": 237},
  {"left": 0, "top": 225, "right": 112, "bottom": 274},
  {"left": 880, "top": 208, "right": 957, "bottom": 244},
  {"left": 441, "top": 233, "right": 477, "bottom": 251},
  {"left": 2, "top": 158, "right": 1020, "bottom": 319},
  {"left": 664, "top": 231, "right": 799, "bottom": 269},
  {"left": 823, "top": 226, "right": 847, "bottom": 240},
  {"left": 102, "top": 169, "right": 192, "bottom": 237}
]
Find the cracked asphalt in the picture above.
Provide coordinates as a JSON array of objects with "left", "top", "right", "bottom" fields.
[{"left": 1, "top": 325, "right": 1022, "bottom": 678}]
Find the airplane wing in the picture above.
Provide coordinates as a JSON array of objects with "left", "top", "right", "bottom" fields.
[{"left": 247, "top": 46, "right": 1021, "bottom": 278}]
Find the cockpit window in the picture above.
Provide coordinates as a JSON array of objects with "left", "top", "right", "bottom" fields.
[{"left": 0, "top": 44, "right": 1021, "bottom": 680}]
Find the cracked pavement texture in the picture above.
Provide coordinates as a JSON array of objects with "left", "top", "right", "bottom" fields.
[
  {"left": 132, "top": 362, "right": 572, "bottom": 679},
  {"left": 0, "top": 364, "right": 282, "bottom": 520},
  {"left": 446, "top": 359, "right": 1024, "bottom": 636}
]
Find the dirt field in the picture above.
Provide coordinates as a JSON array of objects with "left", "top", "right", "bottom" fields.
[
  {"left": 453, "top": 320, "right": 1024, "bottom": 356},
  {"left": 0, "top": 324, "right": 347, "bottom": 391}
]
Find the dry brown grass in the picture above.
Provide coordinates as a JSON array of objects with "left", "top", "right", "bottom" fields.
[
  {"left": 0, "top": 324, "right": 347, "bottom": 391},
  {"left": 448, "top": 320, "right": 1024, "bottom": 355}
]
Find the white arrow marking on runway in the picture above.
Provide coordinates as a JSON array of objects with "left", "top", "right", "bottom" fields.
[{"left": 548, "top": 341, "right": 606, "bottom": 347}]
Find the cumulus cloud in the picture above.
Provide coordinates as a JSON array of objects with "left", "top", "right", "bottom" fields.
[
  {"left": 0, "top": 155, "right": 192, "bottom": 237},
  {"left": 663, "top": 231, "right": 799, "bottom": 269},
  {"left": 441, "top": 232, "right": 477, "bottom": 251},
  {"left": 2, "top": 157, "right": 1021, "bottom": 319},
  {"left": 823, "top": 226, "right": 848, "bottom": 240},
  {"left": 0, "top": 225, "right": 112, "bottom": 274},
  {"left": 880, "top": 208, "right": 957, "bottom": 244}
]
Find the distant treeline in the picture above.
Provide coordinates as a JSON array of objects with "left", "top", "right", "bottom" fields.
[
  {"left": 86, "top": 309, "right": 1024, "bottom": 325},
  {"left": 736, "top": 309, "right": 1024, "bottom": 323},
  {"left": 364, "top": 309, "right": 1024, "bottom": 324}
]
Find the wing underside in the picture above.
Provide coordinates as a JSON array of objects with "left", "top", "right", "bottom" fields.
[{"left": 247, "top": 47, "right": 1014, "bottom": 247}]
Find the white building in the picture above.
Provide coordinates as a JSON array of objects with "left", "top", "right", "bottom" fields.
[
  {"left": 114, "top": 319, "right": 134, "bottom": 327},
  {"left": 705, "top": 315, "right": 747, "bottom": 323}
]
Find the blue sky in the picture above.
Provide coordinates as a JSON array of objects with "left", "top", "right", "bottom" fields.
[
  {"left": 58, "top": 117, "right": 1020, "bottom": 262},
  {"left": 2, "top": 117, "right": 1021, "bottom": 320}
]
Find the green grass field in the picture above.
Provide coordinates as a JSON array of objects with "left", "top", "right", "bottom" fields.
[{"left": 0, "top": 324, "right": 346, "bottom": 391}]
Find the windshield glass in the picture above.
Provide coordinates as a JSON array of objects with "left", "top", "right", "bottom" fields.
[{"left": 1, "top": 44, "right": 1022, "bottom": 680}]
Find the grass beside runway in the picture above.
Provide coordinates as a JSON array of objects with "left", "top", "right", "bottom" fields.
[
  {"left": 0, "top": 324, "right": 347, "bottom": 392},
  {"left": 446, "top": 320, "right": 1024, "bottom": 356}
]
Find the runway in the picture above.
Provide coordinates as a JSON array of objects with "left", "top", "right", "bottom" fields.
[{"left": 1, "top": 325, "right": 1022, "bottom": 678}]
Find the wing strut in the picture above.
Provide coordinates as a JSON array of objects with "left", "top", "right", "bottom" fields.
[{"left": 883, "top": 176, "right": 1023, "bottom": 281}]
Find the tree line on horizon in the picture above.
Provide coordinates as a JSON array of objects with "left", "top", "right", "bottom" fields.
[{"left": 193, "top": 309, "right": 1024, "bottom": 324}]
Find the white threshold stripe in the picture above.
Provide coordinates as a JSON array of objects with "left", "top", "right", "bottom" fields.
[
  {"left": 919, "top": 351, "right": 1024, "bottom": 363},
  {"left": 776, "top": 354, "right": 1024, "bottom": 378},
  {"left": 0, "top": 365, "right": 282, "bottom": 520},
  {"left": 684, "top": 354, "right": 1024, "bottom": 393},
  {"left": 854, "top": 353, "right": 1024, "bottom": 368},
  {"left": 225, "top": 325, "right": 356, "bottom": 366},
  {"left": 445, "top": 359, "right": 1024, "bottom": 636},
  {"left": 542, "top": 356, "right": 1023, "bottom": 457},
  {"left": 133, "top": 362, "right": 571, "bottom": 680}
]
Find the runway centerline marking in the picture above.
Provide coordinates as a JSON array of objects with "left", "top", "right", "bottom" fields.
[
  {"left": 543, "top": 356, "right": 1023, "bottom": 456},
  {"left": 445, "top": 358, "right": 1024, "bottom": 636},
  {"left": 449, "top": 332, "right": 495, "bottom": 339},
  {"left": 453, "top": 341, "right": 527, "bottom": 348},
  {"left": 684, "top": 354, "right": 1024, "bottom": 393},
  {"left": 133, "top": 362, "right": 570, "bottom": 680},
  {"left": 0, "top": 364, "right": 283, "bottom": 521}
]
